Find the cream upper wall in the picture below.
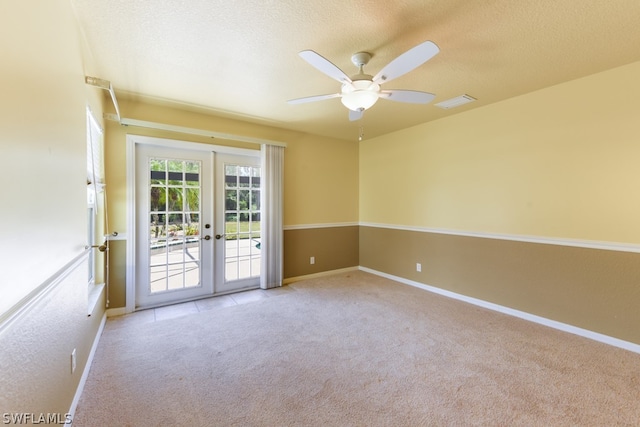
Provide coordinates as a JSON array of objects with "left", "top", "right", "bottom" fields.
[
  {"left": 1, "top": 0, "right": 107, "bottom": 416},
  {"left": 283, "top": 132, "right": 358, "bottom": 225},
  {"left": 0, "top": 0, "right": 102, "bottom": 315},
  {"left": 105, "top": 99, "right": 359, "bottom": 235},
  {"left": 360, "top": 60, "right": 640, "bottom": 244}
]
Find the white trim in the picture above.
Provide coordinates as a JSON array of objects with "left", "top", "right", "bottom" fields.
[
  {"left": 105, "top": 233, "right": 126, "bottom": 241},
  {"left": 125, "top": 138, "right": 136, "bottom": 314},
  {"left": 359, "top": 266, "right": 640, "bottom": 355},
  {"left": 284, "top": 222, "right": 359, "bottom": 231},
  {"left": 0, "top": 251, "right": 90, "bottom": 334},
  {"left": 121, "top": 118, "right": 287, "bottom": 147},
  {"left": 283, "top": 266, "right": 359, "bottom": 285},
  {"left": 68, "top": 312, "right": 106, "bottom": 422},
  {"left": 359, "top": 222, "right": 640, "bottom": 253},
  {"left": 87, "top": 283, "right": 105, "bottom": 316}
]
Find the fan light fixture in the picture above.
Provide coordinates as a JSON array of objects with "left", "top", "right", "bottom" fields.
[
  {"left": 288, "top": 41, "right": 440, "bottom": 122},
  {"left": 340, "top": 80, "right": 380, "bottom": 111}
]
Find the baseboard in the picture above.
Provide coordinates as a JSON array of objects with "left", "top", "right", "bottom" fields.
[
  {"left": 359, "top": 266, "right": 640, "bottom": 355},
  {"left": 283, "top": 266, "right": 359, "bottom": 285},
  {"left": 68, "top": 311, "right": 107, "bottom": 422}
]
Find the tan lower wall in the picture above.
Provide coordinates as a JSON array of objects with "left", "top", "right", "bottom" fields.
[
  {"left": 284, "top": 226, "right": 359, "bottom": 279},
  {"left": 0, "top": 252, "right": 105, "bottom": 417},
  {"left": 360, "top": 226, "right": 640, "bottom": 345},
  {"left": 108, "top": 227, "right": 358, "bottom": 308},
  {"left": 105, "top": 240, "right": 127, "bottom": 309}
]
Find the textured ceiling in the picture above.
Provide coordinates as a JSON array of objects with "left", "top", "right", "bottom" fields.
[{"left": 71, "top": 0, "right": 640, "bottom": 141}]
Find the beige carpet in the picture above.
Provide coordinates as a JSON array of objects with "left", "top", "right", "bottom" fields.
[{"left": 74, "top": 271, "right": 640, "bottom": 426}]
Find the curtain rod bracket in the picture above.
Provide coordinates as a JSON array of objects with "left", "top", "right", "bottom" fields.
[{"left": 85, "top": 76, "right": 121, "bottom": 123}]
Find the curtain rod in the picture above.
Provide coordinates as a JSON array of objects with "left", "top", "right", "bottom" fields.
[
  {"left": 116, "top": 117, "right": 287, "bottom": 147},
  {"left": 86, "top": 75, "right": 287, "bottom": 147}
]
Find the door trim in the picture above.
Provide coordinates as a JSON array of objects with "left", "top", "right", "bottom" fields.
[{"left": 125, "top": 135, "right": 260, "bottom": 313}]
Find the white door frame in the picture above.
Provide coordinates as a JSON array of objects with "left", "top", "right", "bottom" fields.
[{"left": 125, "top": 135, "right": 259, "bottom": 313}]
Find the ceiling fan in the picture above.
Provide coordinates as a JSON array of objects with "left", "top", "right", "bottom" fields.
[{"left": 287, "top": 40, "right": 439, "bottom": 121}]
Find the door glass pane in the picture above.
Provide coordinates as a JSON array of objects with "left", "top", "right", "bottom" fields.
[
  {"left": 149, "top": 157, "right": 201, "bottom": 294},
  {"left": 150, "top": 265, "right": 168, "bottom": 293},
  {"left": 224, "top": 162, "right": 261, "bottom": 282},
  {"left": 225, "top": 190, "right": 237, "bottom": 210},
  {"left": 185, "top": 213, "right": 199, "bottom": 238},
  {"left": 169, "top": 188, "right": 184, "bottom": 211},
  {"left": 185, "top": 161, "right": 200, "bottom": 186},
  {"left": 251, "top": 190, "right": 260, "bottom": 211},
  {"left": 150, "top": 159, "right": 166, "bottom": 185},
  {"left": 150, "top": 187, "right": 165, "bottom": 212},
  {"left": 238, "top": 166, "right": 251, "bottom": 188},
  {"left": 251, "top": 168, "right": 260, "bottom": 188},
  {"left": 225, "top": 165, "right": 237, "bottom": 188},
  {"left": 185, "top": 188, "right": 199, "bottom": 211}
]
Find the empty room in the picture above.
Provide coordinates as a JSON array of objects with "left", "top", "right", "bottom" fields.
[{"left": 1, "top": 1, "right": 640, "bottom": 425}]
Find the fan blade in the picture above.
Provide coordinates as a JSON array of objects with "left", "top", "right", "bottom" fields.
[
  {"left": 287, "top": 93, "right": 341, "bottom": 104},
  {"left": 299, "top": 50, "right": 352, "bottom": 84},
  {"left": 349, "top": 109, "right": 364, "bottom": 121},
  {"left": 380, "top": 90, "right": 436, "bottom": 104},
  {"left": 373, "top": 41, "right": 439, "bottom": 85}
]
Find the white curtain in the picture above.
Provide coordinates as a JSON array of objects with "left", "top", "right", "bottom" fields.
[{"left": 260, "top": 144, "right": 284, "bottom": 289}]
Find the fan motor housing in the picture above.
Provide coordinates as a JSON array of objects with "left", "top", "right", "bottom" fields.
[{"left": 351, "top": 52, "right": 372, "bottom": 68}]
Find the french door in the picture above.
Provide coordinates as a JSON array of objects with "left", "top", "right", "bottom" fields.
[
  {"left": 134, "top": 144, "right": 261, "bottom": 309},
  {"left": 135, "top": 145, "right": 214, "bottom": 308},
  {"left": 215, "top": 154, "right": 262, "bottom": 294}
]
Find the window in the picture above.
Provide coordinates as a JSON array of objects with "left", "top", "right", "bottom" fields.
[
  {"left": 86, "top": 108, "right": 105, "bottom": 312},
  {"left": 87, "top": 190, "right": 96, "bottom": 285}
]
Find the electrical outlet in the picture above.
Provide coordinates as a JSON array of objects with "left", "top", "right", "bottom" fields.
[
  {"left": 71, "top": 349, "right": 77, "bottom": 374},
  {"left": 416, "top": 263, "right": 422, "bottom": 272},
  {"left": 310, "top": 256, "right": 315, "bottom": 265}
]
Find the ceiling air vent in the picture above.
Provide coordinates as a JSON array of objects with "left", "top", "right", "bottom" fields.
[{"left": 435, "top": 94, "right": 476, "bottom": 109}]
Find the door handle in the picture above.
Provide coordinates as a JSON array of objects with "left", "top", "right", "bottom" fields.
[
  {"left": 215, "top": 234, "right": 225, "bottom": 240},
  {"left": 202, "top": 235, "right": 211, "bottom": 241}
]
